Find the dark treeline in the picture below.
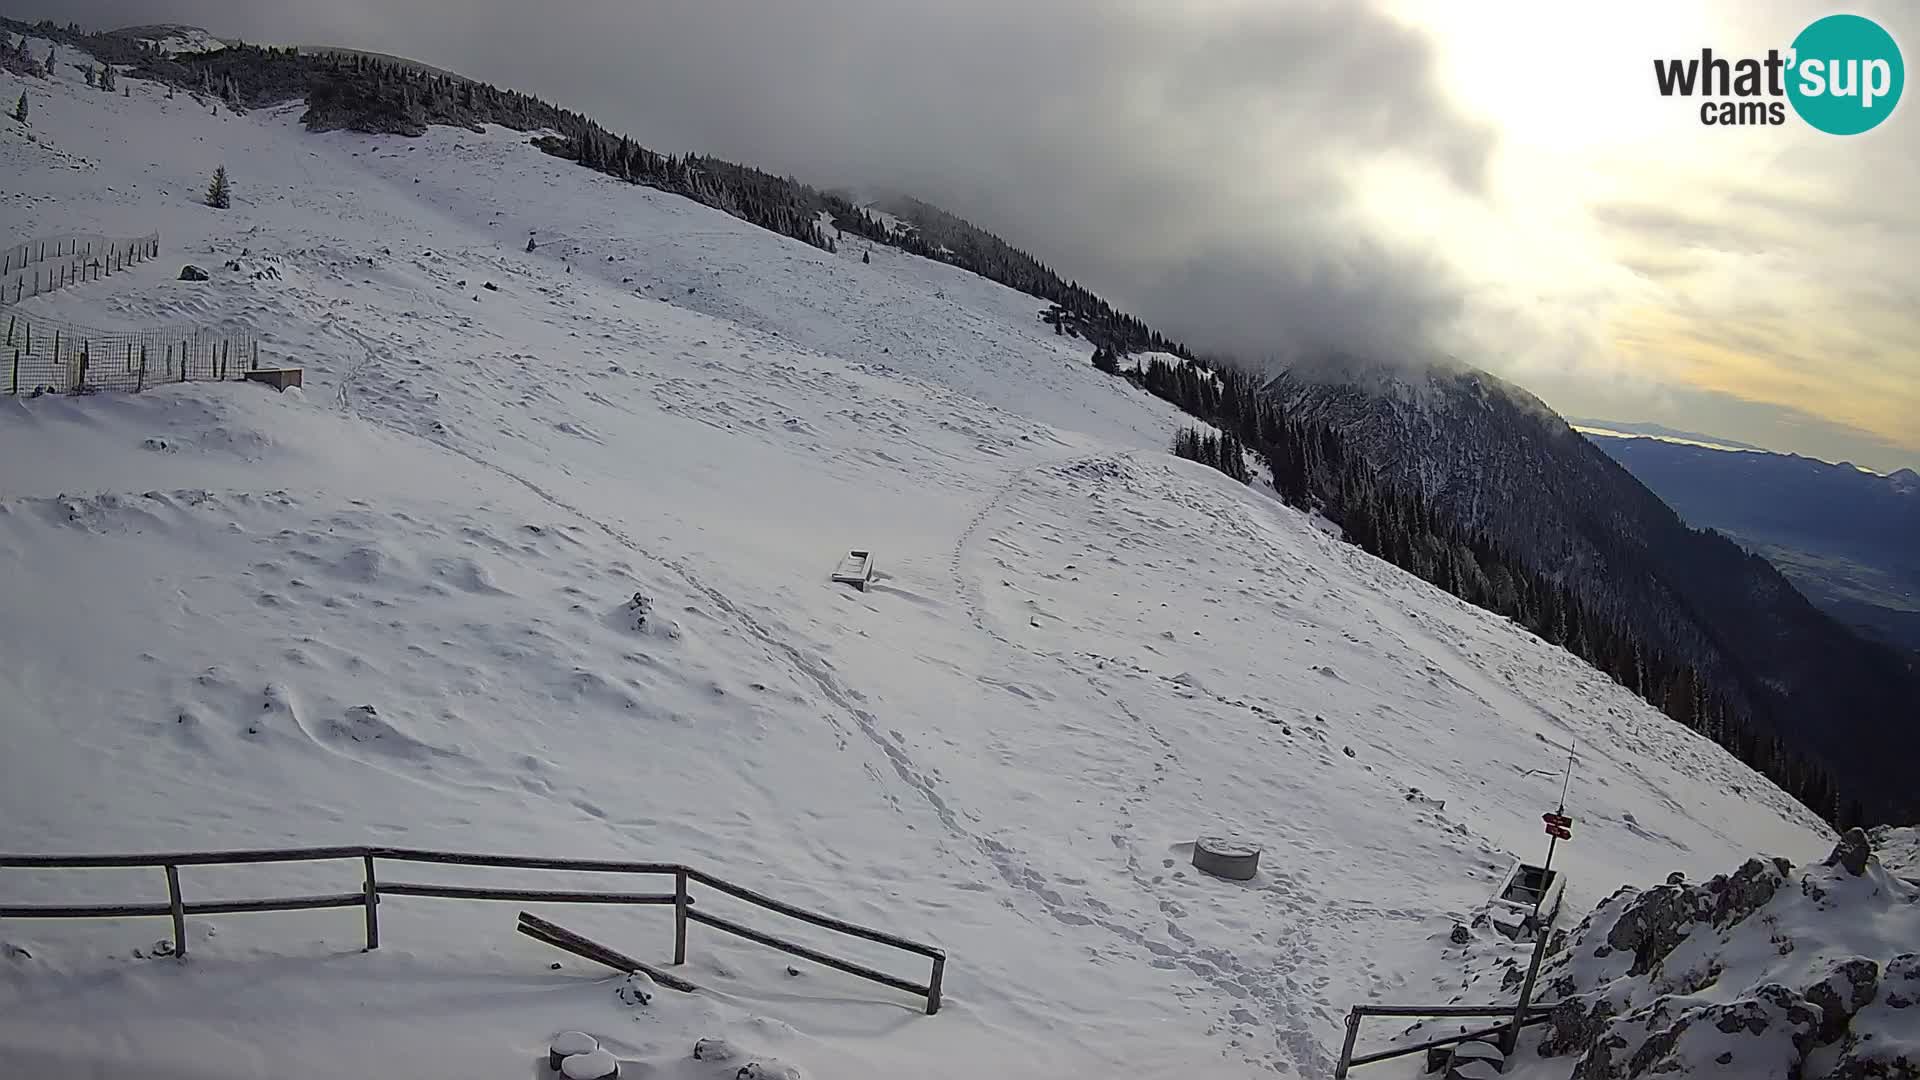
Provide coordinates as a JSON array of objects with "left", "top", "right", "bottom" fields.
[
  {"left": 1171, "top": 427, "right": 1252, "bottom": 484},
  {"left": 1125, "top": 352, "right": 1850, "bottom": 826},
  {"left": 7, "top": 18, "right": 1196, "bottom": 359},
  {"left": 882, "top": 197, "right": 1191, "bottom": 358}
]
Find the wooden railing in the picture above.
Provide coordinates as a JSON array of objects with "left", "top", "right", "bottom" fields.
[{"left": 0, "top": 846, "right": 947, "bottom": 1014}]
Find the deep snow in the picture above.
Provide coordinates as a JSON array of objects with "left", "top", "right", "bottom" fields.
[{"left": 0, "top": 43, "right": 1835, "bottom": 1079}]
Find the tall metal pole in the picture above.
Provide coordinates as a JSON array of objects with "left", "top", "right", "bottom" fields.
[{"left": 1504, "top": 745, "right": 1575, "bottom": 1056}]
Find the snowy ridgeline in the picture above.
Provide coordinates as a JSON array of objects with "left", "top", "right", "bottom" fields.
[{"left": 1424, "top": 828, "right": 1918, "bottom": 1080}]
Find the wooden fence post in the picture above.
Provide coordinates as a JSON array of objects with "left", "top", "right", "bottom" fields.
[
  {"left": 927, "top": 955, "right": 945, "bottom": 1015},
  {"left": 362, "top": 853, "right": 380, "bottom": 951},
  {"left": 10, "top": 349, "right": 17, "bottom": 396},
  {"left": 673, "top": 869, "right": 689, "bottom": 965},
  {"left": 164, "top": 864, "right": 186, "bottom": 958},
  {"left": 5, "top": 314, "right": 12, "bottom": 346},
  {"left": 137, "top": 349, "right": 146, "bottom": 393}
]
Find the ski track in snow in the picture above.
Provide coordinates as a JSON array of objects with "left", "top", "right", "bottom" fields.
[{"left": 0, "top": 45, "right": 1837, "bottom": 1080}]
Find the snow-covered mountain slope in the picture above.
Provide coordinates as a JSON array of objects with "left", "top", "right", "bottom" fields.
[
  {"left": 1268, "top": 360, "right": 1920, "bottom": 823},
  {"left": 0, "top": 47, "right": 1835, "bottom": 1079}
]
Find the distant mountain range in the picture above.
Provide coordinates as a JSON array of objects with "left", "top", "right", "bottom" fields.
[
  {"left": 1568, "top": 419, "right": 1767, "bottom": 453},
  {"left": 1268, "top": 360, "right": 1920, "bottom": 823},
  {"left": 1581, "top": 427, "right": 1920, "bottom": 654}
]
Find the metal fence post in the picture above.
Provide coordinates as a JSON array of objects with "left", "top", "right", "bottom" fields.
[
  {"left": 926, "top": 954, "right": 945, "bottom": 1015},
  {"left": 1334, "top": 1008, "right": 1362, "bottom": 1079},
  {"left": 362, "top": 853, "right": 379, "bottom": 950},
  {"left": 673, "top": 869, "right": 688, "bottom": 965},
  {"left": 164, "top": 864, "right": 186, "bottom": 958}
]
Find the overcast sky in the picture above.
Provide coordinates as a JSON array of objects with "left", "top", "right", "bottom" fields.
[{"left": 25, "top": 0, "right": 1920, "bottom": 471}]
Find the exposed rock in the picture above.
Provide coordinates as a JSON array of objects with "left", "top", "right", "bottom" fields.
[
  {"left": 1884, "top": 953, "right": 1919, "bottom": 1010},
  {"left": 1542, "top": 996, "right": 1617, "bottom": 1058},
  {"left": 178, "top": 264, "right": 209, "bottom": 281},
  {"left": 1805, "top": 957, "right": 1881, "bottom": 1046},
  {"left": 1828, "top": 828, "right": 1874, "bottom": 877},
  {"left": 1451, "top": 923, "right": 1472, "bottom": 945},
  {"left": 1668, "top": 872, "right": 1687, "bottom": 885},
  {"left": 1572, "top": 985, "right": 1819, "bottom": 1080}
]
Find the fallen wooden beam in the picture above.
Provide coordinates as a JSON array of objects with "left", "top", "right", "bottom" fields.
[{"left": 516, "top": 911, "right": 700, "bottom": 994}]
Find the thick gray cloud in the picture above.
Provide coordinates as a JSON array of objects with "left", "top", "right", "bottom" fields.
[{"left": 28, "top": 0, "right": 1493, "bottom": 366}]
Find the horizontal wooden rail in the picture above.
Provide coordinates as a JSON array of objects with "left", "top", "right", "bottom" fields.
[
  {"left": 378, "top": 881, "right": 680, "bottom": 905},
  {"left": 1345, "top": 1014, "right": 1551, "bottom": 1070},
  {"left": 1334, "top": 1003, "right": 1556, "bottom": 1078},
  {"left": 686, "top": 866, "right": 945, "bottom": 960},
  {"left": 187, "top": 893, "right": 366, "bottom": 916},
  {"left": 0, "top": 846, "right": 946, "bottom": 1013},
  {"left": 0, "top": 901, "right": 176, "bottom": 918},
  {"left": 1351, "top": 1003, "right": 1553, "bottom": 1019},
  {"left": 688, "top": 907, "right": 931, "bottom": 999},
  {"left": 1, "top": 892, "right": 364, "bottom": 920},
  {"left": 0, "top": 847, "right": 367, "bottom": 869},
  {"left": 370, "top": 848, "right": 680, "bottom": 875}
]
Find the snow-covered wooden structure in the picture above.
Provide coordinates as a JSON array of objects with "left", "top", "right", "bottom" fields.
[
  {"left": 1487, "top": 859, "right": 1565, "bottom": 938},
  {"left": 832, "top": 549, "right": 874, "bottom": 591}
]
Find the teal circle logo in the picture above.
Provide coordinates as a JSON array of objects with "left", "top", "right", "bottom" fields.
[{"left": 1787, "top": 14, "right": 1904, "bottom": 135}]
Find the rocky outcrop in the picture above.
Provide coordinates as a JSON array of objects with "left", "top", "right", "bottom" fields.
[
  {"left": 1485, "top": 831, "right": 1919, "bottom": 1079},
  {"left": 1829, "top": 828, "right": 1874, "bottom": 877}
]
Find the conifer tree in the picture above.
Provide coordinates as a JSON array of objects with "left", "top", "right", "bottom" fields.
[
  {"left": 12, "top": 92, "right": 25, "bottom": 124},
  {"left": 206, "top": 165, "right": 231, "bottom": 209}
]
